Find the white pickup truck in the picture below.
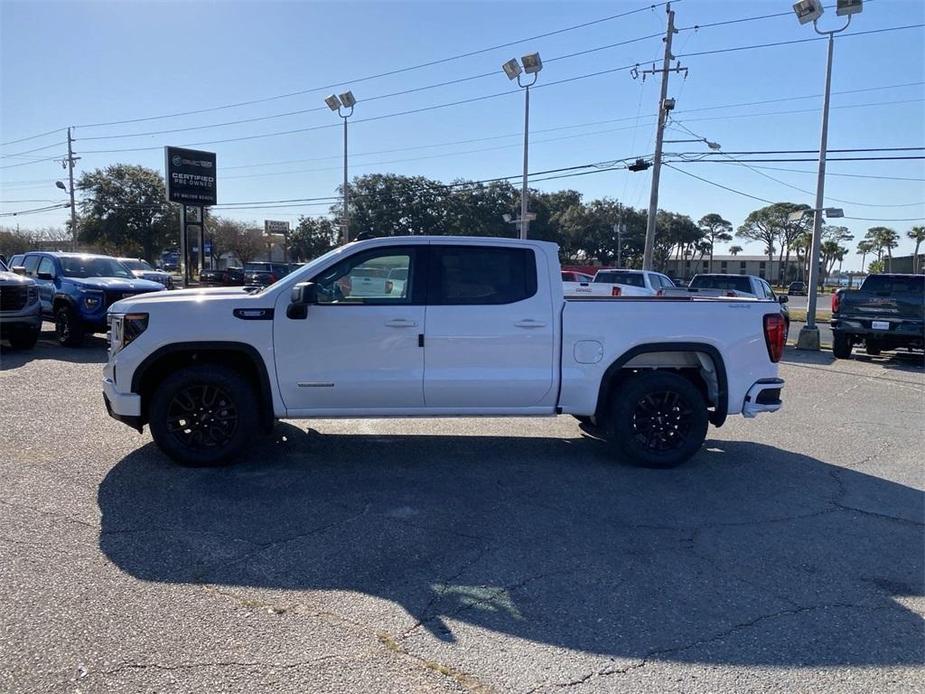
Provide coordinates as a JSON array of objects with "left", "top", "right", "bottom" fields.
[
  {"left": 564, "top": 269, "right": 683, "bottom": 298},
  {"left": 102, "top": 237, "right": 786, "bottom": 468}
]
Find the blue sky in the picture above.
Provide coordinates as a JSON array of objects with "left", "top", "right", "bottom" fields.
[{"left": 1, "top": 0, "right": 923, "bottom": 269}]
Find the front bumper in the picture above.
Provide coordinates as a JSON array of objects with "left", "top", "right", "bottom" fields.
[
  {"left": 103, "top": 375, "right": 143, "bottom": 432},
  {"left": 0, "top": 305, "right": 42, "bottom": 334},
  {"left": 742, "top": 378, "right": 784, "bottom": 418}
]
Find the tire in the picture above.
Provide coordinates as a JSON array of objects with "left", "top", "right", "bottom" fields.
[
  {"left": 54, "top": 305, "right": 83, "bottom": 347},
  {"left": 832, "top": 333, "right": 853, "bottom": 359},
  {"left": 148, "top": 364, "right": 258, "bottom": 467},
  {"left": 865, "top": 342, "right": 882, "bottom": 356},
  {"left": 607, "top": 371, "right": 708, "bottom": 469},
  {"left": 8, "top": 328, "right": 38, "bottom": 350}
]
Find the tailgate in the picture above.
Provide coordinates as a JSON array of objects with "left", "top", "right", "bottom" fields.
[{"left": 841, "top": 291, "right": 924, "bottom": 321}]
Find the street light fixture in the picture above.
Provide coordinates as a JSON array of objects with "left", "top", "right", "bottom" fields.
[
  {"left": 324, "top": 90, "right": 356, "bottom": 243},
  {"left": 501, "top": 53, "right": 542, "bottom": 239},
  {"left": 792, "top": 0, "right": 860, "bottom": 351}
]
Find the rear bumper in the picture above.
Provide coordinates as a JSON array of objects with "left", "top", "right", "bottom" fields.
[
  {"left": 831, "top": 318, "right": 925, "bottom": 348},
  {"left": 742, "top": 378, "right": 784, "bottom": 418}
]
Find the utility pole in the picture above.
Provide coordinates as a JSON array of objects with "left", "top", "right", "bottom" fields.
[
  {"left": 65, "top": 127, "right": 79, "bottom": 249},
  {"left": 614, "top": 202, "right": 625, "bottom": 267},
  {"left": 638, "top": 3, "right": 686, "bottom": 271}
]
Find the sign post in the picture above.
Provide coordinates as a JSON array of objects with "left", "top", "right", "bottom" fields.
[
  {"left": 165, "top": 147, "right": 217, "bottom": 286},
  {"left": 265, "top": 220, "right": 291, "bottom": 263}
]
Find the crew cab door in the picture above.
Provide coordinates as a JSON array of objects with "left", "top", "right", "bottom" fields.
[
  {"left": 423, "top": 244, "right": 556, "bottom": 408},
  {"left": 33, "top": 256, "right": 57, "bottom": 313},
  {"left": 273, "top": 245, "right": 426, "bottom": 414}
]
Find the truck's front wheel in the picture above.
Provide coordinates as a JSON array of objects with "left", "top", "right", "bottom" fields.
[
  {"left": 149, "top": 365, "right": 257, "bottom": 467},
  {"left": 607, "top": 371, "right": 708, "bottom": 468}
]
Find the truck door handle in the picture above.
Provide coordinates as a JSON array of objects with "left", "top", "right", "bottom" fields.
[
  {"left": 385, "top": 319, "right": 417, "bottom": 328},
  {"left": 515, "top": 319, "right": 546, "bottom": 328}
]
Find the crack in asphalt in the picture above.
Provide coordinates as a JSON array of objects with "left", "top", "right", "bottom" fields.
[
  {"left": 98, "top": 654, "right": 343, "bottom": 677},
  {"left": 535, "top": 602, "right": 901, "bottom": 691},
  {"left": 0, "top": 498, "right": 96, "bottom": 530}
]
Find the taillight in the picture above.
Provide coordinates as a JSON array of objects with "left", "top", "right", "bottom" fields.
[
  {"left": 763, "top": 313, "right": 786, "bottom": 363},
  {"left": 611, "top": 286, "right": 622, "bottom": 297},
  {"left": 832, "top": 290, "right": 841, "bottom": 313}
]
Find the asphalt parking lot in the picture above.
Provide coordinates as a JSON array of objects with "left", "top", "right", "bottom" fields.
[{"left": 1, "top": 325, "right": 923, "bottom": 693}]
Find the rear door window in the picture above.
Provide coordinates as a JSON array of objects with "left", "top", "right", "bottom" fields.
[{"left": 429, "top": 246, "right": 537, "bottom": 305}]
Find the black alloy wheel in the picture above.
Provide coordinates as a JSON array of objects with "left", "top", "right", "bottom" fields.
[
  {"left": 166, "top": 384, "right": 239, "bottom": 450},
  {"left": 631, "top": 390, "right": 695, "bottom": 454}
]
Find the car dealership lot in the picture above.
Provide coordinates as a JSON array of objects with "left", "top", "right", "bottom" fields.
[{"left": 1, "top": 328, "right": 923, "bottom": 694}]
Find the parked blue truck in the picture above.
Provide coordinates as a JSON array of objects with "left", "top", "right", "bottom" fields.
[{"left": 8, "top": 252, "right": 165, "bottom": 346}]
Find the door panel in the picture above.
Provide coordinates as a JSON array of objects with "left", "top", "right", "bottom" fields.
[
  {"left": 423, "top": 245, "right": 555, "bottom": 408},
  {"left": 273, "top": 246, "right": 425, "bottom": 413}
]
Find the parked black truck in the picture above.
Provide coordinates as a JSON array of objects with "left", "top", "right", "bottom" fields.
[{"left": 831, "top": 274, "right": 925, "bottom": 359}]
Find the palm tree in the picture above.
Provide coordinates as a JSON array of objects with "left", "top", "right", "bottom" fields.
[
  {"left": 866, "top": 227, "right": 899, "bottom": 271},
  {"left": 698, "top": 213, "right": 733, "bottom": 273},
  {"left": 907, "top": 226, "right": 925, "bottom": 273},
  {"left": 729, "top": 245, "right": 743, "bottom": 256},
  {"left": 856, "top": 239, "right": 874, "bottom": 273}
]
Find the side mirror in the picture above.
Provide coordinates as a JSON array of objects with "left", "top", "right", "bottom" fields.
[
  {"left": 37, "top": 271, "right": 54, "bottom": 281},
  {"left": 778, "top": 295, "right": 788, "bottom": 304},
  {"left": 287, "top": 281, "right": 318, "bottom": 319},
  {"left": 12, "top": 265, "right": 27, "bottom": 276}
]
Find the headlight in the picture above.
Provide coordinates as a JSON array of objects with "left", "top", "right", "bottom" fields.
[
  {"left": 82, "top": 289, "right": 105, "bottom": 310},
  {"left": 27, "top": 286, "right": 38, "bottom": 305},
  {"left": 109, "top": 312, "right": 148, "bottom": 354}
]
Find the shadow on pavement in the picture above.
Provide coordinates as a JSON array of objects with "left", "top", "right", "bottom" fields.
[
  {"left": 0, "top": 323, "right": 107, "bottom": 370},
  {"left": 782, "top": 346, "right": 924, "bottom": 374},
  {"left": 98, "top": 425, "right": 924, "bottom": 667}
]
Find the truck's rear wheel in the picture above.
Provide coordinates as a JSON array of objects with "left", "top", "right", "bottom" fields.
[
  {"left": 832, "top": 333, "right": 853, "bottom": 359},
  {"left": 149, "top": 364, "right": 257, "bottom": 467},
  {"left": 607, "top": 371, "right": 708, "bottom": 468}
]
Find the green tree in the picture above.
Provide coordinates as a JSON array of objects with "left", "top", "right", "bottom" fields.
[
  {"left": 736, "top": 203, "right": 810, "bottom": 282},
  {"left": 698, "top": 213, "right": 733, "bottom": 273},
  {"left": 856, "top": 239, "right": 875, "bottom": 274},
  {"left": 289, "top": 216, "right": 339, "bottom": 261},
  {"left": 76, "top": 164, "right": 176, "bottom": 261},
  {"left": 820, "top": 240, "right": 848, "bottom": 285},
  {"left": 728, "top": 245, "right": 743, "bottom": 256},
  {"left": 907, "top": 225, "right": 925, "bottom": 273},
  {"left": 867, "top": 258, "right": 886, "bottom": 274},
  {"left": 865, "top": 226, "right": 899, "bottom": 272},
  {"left": 205, "top": 216, "right": 264, "bottom": 265}
]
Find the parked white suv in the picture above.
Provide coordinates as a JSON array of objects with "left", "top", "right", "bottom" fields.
[{"left": 103, "top": 237, "right": 786, "bottom": 468}]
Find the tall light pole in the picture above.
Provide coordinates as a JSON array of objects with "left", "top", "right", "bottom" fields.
[
  {"left": 502, "top": 53, "right": 542, "bottom": 239},
  {"left": 793, "top": 0, "right": 861, "bottom": 350},
  {"left": 324, "top": 91, "right": 356, "bottom": 244}
]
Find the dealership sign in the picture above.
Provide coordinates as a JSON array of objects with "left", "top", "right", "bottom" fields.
[
  {"left": 164, "top": 146, "right": 217, "bottom": 205},
  {"left": 264, "top": 220, "right": 290, "bottom": 235}
]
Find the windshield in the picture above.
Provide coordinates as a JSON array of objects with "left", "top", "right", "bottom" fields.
[
  {"left": 0, "top": 258, "right": 8, "bottom": 272},
  {"left": 120, "top": 259, "right": 153, "bottom": 271},
  {"left": 594, "top": 271, "right": 645, "bottom": 288},
  {"left": 690, "top": 275, "right": 752, "bottom": 293},
  {"left": 60, "top": 256, "right": 134, "bottom": 279}
]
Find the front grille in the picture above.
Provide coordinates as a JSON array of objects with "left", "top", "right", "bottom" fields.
[{"left": 0, "top": 285, "right": 28, "bottom": 311}]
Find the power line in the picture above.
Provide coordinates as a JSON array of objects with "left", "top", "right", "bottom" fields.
[
  {"left": 675, "top": 22, "right": 924, "bottom": 61},
  {"left": 668, "top": 121, "right": 924, "bottom": 208},
  {"left": 0, "top": 141, "right": 68, "bottom": 160},
  {"left": 0, "top": 155, "right": 67, "bottom": 170},
  {"left": 707, "top": 164, "right": 924, "bottom": 183},
  {"left": 0, "top": 128, "right": 66, "bottom": 148},
  {"left": 842, "top": 216, "right": 925, "bottom": 222},
  {"left": 0, "top": 202, "right": 70, "bottom": 218},
  {"left": 73, "top": 2, "right": 671, "bottom": 130}
]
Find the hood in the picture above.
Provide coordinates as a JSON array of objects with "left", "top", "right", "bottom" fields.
[
  {"left": 109, "top": 285, "right": 252, "bottom": 313},
  {"left": 131, "top": 269, "right": 170, "bottom": 280},
  {"left": 69, "top": 276, "right": 166, "bottom": 292},
  {"left": 0, "top": 270, "right": 35, "bottom": 286}
]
